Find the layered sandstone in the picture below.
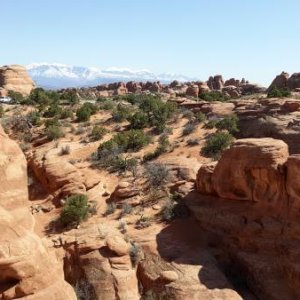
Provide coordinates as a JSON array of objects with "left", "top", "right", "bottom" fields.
[
  {"left": 0, "top": 126, "right": 76, "bottom": 300},
  {"left": 192, "top": 138, "right": 300, "bottom": 299},
  {"left": 0, "top": 65, "right": 35, "bottom": 96}
]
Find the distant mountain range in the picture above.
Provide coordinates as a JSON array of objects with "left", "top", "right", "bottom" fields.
[{"left": 27, "top": 63, "right": 197, "bottom": 89}]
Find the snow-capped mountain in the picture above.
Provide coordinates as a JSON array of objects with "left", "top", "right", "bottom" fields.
[{"left": 27, "top": 63, "right": 196, "bottom": 89}]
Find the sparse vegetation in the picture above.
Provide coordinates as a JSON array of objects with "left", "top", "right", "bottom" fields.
[
  {"left": 60, "top": 145, "right": 71, "bottom": 155},
  {"left": 60, "top": 194, "right": 89, "bottom": 226},
  {"left": 202, "top": 132, "right": 234, "bottom": 158},
  {"left": 76, "top": 102, "right": 98, "bottom": 122},
  {"left": 199, "top": 90, "right": 230, "bottom": 102},
  {"left": 26, "top": 111, "right": 42, "bottom": 126},
  {"left": 91, "top": 125, "right": 107, "bottom": 141},
  {"left": 267, "top": 86, "right": 291, "bottom": 98},
  {"left": 46, "top": 125, "right": 64, "bottom": 141},
  {"left": 144, "top": 163, "right": 169, "bottom": 187},
  {"left": 182, "top": 121, "right": 197, "bottom": 135},
  {"left": 105, "top": 203, "right": 116, "bottom": 215},
  {"left": 215, "top": 114, "right": 239, "bottom": 134}
]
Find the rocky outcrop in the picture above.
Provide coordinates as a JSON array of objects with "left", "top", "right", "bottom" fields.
[
  {"left": 212, "top": 138, "right": 288, "bottom": 204},
  {"left": 0, "top": 126, "right": 76, "bottom": 300},
  {"left": 268, "top": 71, "right": 300, "bottom": 91},
  {"left": 186, "top": 85, "right": 199, "bottom": 97},
  {"left": 0, "top": 65, "right": 35, "bottom": 96},
  {"left": 191, "top": 137, "right": 300, "bottom": 299},
  {"left": 28, "top": 148, "right": 87, "bottom": 199},
  {"left": 207, "top": 75, "right": 224, "bottom": 90}
]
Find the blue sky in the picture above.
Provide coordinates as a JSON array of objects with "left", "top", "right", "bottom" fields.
[{"left": 1, "top": 0, "right": 300, "bottom": 85}]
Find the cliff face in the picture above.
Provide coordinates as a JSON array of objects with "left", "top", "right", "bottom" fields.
[
  {"left": 190, "top": 138, "right": 300, "bottom": 300},
  {"left": 0, "top": 65, "right": 35, "bottom": 96},
  {"left": 0, "top": 126, "right": 76, "bottom": 300}
]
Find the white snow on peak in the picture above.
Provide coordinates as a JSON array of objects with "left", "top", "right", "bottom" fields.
[{"left": 26, "top": 62, "right": 197, "bottom": 88}]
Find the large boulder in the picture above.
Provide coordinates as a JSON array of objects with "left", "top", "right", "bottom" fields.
[
  {"left": 268, "top": 71, "right": 289, "bottom": 91},
  {"left": 212, "top": 138, "right": 288, "bottom": 203},
  {"left": 207, "top": 75, "right": 224, "bottom": 90},
  {"left": 0, "top": 126, "right": 76, "bottom": 300},
  {"left": 287, "top": 73, "right": 300, "bottom": 90},
  {"left": 0, "top": 65, "right": 35, "bottom": 96},
  {"left": 186, "top": 85, "right": 199, "bottom": 97}
]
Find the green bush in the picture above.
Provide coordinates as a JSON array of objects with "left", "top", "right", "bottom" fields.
[
  {"left": 202, "top": 132, "right": 233, "bottom": 158},
  {"left": 100, "top": 100, "right": 115, "bottom": 110},
  {"left": 76, "top": 102, "right": 98, "bottom": 122},
  {"left": 199, "top": 91, "right": 230, "bottom": 102},
  {"left": 267, "top": 86, "right": 291, "bottom": 98},
  {"left": 8, "top": 90, "right": 24, "bottom": 103},
  {"left": 44, "top": 118, "right": 59, "bottom": 128},
  {"left": 61, "top": 90, "right": 79, "bottom": 105},
  {"left": 143, "top": 133, "right": 170, "bottom": 161},
  {"left": 215, "top": 114, "right": 239, "bottom": 134},
  {"left": 46, "top": 125, "right": 64, "bottom": 141},
  {"left": 194, "top": 112, "right": 206, "bottom": 123},
  {"left": 138, "top": 96, "right": 177, "bottom": 133},
  {"left": 129, "top": 111, "right": 149, "bottom": 129},
  {"left": 103, "top": 129, "right": 150, "bottom": 152},
  {"left": 112, "top": 104, "right": 132, "bottom": 122},
  {"left": 60, "top": 108, "right": 73, "bottom": 119},
  {"left": 60, "top": 194, "right": 89, "bottom": 226},
  {"left": 27, "top": 111, "right": 42, "bottom": 126},
  {"left": 43, "top": 104, "right": 62, "bottom": 118},
  {"left": 91, "top": 125, "right": 107, "bottom": 141}
]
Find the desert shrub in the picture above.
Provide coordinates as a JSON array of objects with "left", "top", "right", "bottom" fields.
[
  {"left": 105, "top": 203, "right": 116, "bottom": 215},
  {"left": 136, "top": 215, "right": 151, "bottom": 229},
  {"left": 110, "top": 130, "right": 150, "bottom": 152},
  {"left": 120, "top": 203, "right": 133, "bottom": 217},
  {"left": 194, "top": 112, "right": 206, "bottom": 123},
  {"left": 28, "top": 88, "right": 54, "bottom": 107},
  {"left": 61, "top": 90, "right": 79, "bottom": 105},
  {"left": 129, "top": 111, "right": 149, "bottom": 129},
  {"left": 99, "top": 99, "right": 115, "bottom": 110},
  {"left": 43, "top": 104, "right": 62, "bottom": 118},
  {"left": 204, "top": 119, "right": 218, "bottom": 129},
  {"left": 76, "top": 102, "right": 98, "bottom": 122},
  {"left": 138, "top": 96, "right": 177, "bottom": 133},
  {"left": 187, "top": 138, "right": 200, "bottom": 146},
  {"left": 267, "top": 86, "right": 291, "bottom": 98},
  {"left": 144, "top": 163, "right": 169, "bottom": 187},
  {"left": 143, "top": 134, "right": 169, "bottom": 162},
  {"left": 129, "top": 242, "right": 141, "bottom": 267},
  {"left": 0, "top": 105, "right": 4, "bottom": 118},
  {"left": 112, "top": 104, "right": 131, "bottom": 122},
  {"left": 161, "top": 201, "right": 176, "bottom": 222},
  {"left": 60, "top": 108, "right": 73, "bottom": 119},
  {"left": 26, "top": 111, "right": 42, "bottom": 126},
  {"left": 199, "top": 91, "right": 230, "bottom": 102},
  {"left": 215, "top": 114, "right": 239, "bottom": 134},
  {"left": 60, "top": 194, "right": 89, "bottom": 226},
  {"left": 182, "top": 109, "right": 194, "bottom": 120},
  {"left": 96, "top": 96, "right": 109, "bottom": 102},
  {"left": 8, "top": 90, "right": 24, "bottom": 103},
  {"left": 202, "top": 132, "right": 233, "bottom": 158},
  {"left": 91, "top": 125, "right": 107, "bottom": 141},
  {"left": 60, "top": 145, "right": 71, "bottom": 155},
  {"left": 182, "top": 122, "right": 196, "bottom": 135},
  {"left": 46, "top": 125, "right": 64, "bottom": 141},
  {"left": 44, "top": 118, "right": 60, "bottom": 128},
  {"left": 110, "top": 156, "right": 138, "bottom": 173}
]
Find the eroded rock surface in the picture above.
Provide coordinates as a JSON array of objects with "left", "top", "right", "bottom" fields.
[
  {"left": 192, "top": 137, "right": 300, "bottom": 299},
  {"left": 0, "top": 65, "right": 35, "bottom": 96},
  {"left": 0, "top": 126, "right": 76, "bottom": 300}
]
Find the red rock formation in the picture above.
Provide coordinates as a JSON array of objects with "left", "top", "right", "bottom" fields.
[
  {"left": 0, "top": 65, "right": 35, "bottom": 96},
  {"left": 0, "top": 126, "right": 76, "bottom": 300}
]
